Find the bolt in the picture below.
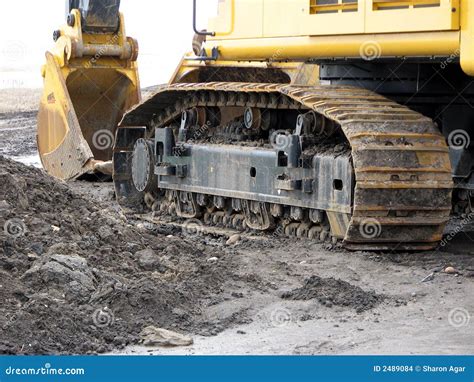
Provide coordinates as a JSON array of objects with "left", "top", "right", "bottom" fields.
[
  {"left": 67, "top": 13, "right": 76, "bottom": 27},
  {"left": 53, "top": 30, "right": 61, "bottom": 42}
]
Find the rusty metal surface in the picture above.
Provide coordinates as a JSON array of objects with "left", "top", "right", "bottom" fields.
[{"left": 121, "top": 82, "right": 453, "bottom": 250}]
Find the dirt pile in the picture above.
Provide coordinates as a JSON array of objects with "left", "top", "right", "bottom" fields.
[
  {"left": 0, "top": 156, "right": 233, "bottom": 354},
  {"left": 281, "top": 276, "right": 385, "bottom": 313}
]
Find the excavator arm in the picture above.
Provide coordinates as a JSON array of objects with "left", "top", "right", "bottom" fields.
[{"left": 38, "top": 0, "right": 140, "bottom": 180}]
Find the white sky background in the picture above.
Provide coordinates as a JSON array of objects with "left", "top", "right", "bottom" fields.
[{"left": 0, "top": 0, "right": 218, "bottom": 89}]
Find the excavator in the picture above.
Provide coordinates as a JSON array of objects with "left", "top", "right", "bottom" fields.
[{"left": 39, "top": 0, "right": 474, "bottom": 251}]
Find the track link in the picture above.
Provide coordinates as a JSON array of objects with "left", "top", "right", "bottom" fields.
[{"left": 118, "top": 83, "right": 453, "bottom": 251}]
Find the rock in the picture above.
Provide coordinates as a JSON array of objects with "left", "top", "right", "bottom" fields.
[
  {"left": 207, "top": 257, "right": 219, "bottom": 263},
  {"left": 21, "top": 254, "right": 97, "bottom": 301},
  {"left": 27, "top": 253, "right": 38, "bottom": 261},
  {"left": 125, "top": 242, "right": 141, "bottom": 253},
  {"left": 140, "top": 326, "right": 193, "bottom": 347},
  {"left": 226, "top": 234, "right": 241, "bottom": 246},
  {"left": 29, "top": 242, "right": 44, "bottom": 255},
  {"left": 93, "top": 161, "right": 113, "bottom": 175},
  {"left": 97, "top": 225, "right": 114, "bottom": 240},
  {"left": 51, "top": 225, "right": 61, "bottom": 233},
  {"left": 136, "top": 249, "right": 161, "bottom": 271},
  {"left": 444, "top": 267, "right": 457, "bottom": 274},
  {"left": 0, "top": 200, "right": 10, "bottom": 210},
  {"left": 421, "top": 273, "right": 435, "bottom": 283}
]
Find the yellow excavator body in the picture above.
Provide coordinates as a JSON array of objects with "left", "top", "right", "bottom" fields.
[
  {"left": 38, "top": 8, "right": 140, "bottom": 180},
  {"left": 204, "top": 0, "right": 472, "bottom": 71}
]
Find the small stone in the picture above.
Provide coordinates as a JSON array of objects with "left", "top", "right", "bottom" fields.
[
  {"left": 444, "top": 267, "right": 457, "bottom": 274},
  {"left": 136, "top": 223, "right": 147, "bottom": 231},
  {"left": 226, "top": 234, "right": 241, "bottom": 246},
  {"left": 421, "top": 273, "right": 435, "bottom": 283},
  {"left": 29, "top": 243, "right": 44, "bottom": 255},
  {"left": 51, "top": 225, "right": 60, "bottom": 232},
  {"left": 411, "top": 292, "right": 417, "bottom": 297},
  {"left": 207, "top": 257, "right": 219, "bottom": 263},
  {"left": 97, "top": 225, "right": 113, "bottom": 240},
  {"left": 167, "top": 235, "right": 173, "bottom": 238},
  {"left": 27, "top": 253, "right": 38, "bottom": 261},
  {"left": 136, "top": 249, "right": 162, "bottom": 271},
  {"left": 140, "top": 326, "right": 193, "bottom": 347},
  {"left": 0, "top": 200, "right": 10, "bottom": 210}
]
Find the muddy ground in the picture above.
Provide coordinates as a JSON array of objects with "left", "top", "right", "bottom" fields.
[{"left": 0, "top": 89, "right": 473, "bottom": 355}]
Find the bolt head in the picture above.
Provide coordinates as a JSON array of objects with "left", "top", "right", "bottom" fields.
[
  {"left": 53, "top": 30, "right": 61, "bottom": 42},
  {"left": 67, "top": 13, "right": 76, "bottom": 27}
]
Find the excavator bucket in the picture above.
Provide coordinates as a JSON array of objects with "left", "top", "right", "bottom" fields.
[{"left": 38, "top": 1, "right": 140, "bottom": 180}]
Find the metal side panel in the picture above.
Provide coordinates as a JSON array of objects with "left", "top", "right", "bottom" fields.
[{"left": 155, "top": 142, "right": 353, "bottom": 214}]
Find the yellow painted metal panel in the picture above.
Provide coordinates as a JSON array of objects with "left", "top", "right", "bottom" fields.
[
  {"left": 460, "top": 0, "right": 474, "bottom": 76},
  {"left": 209, "top": 0, "right": 459, "bottom": 40},
  {"left": 210, "top": 0, "right": 263, "bottom": 38},
  {"left": 365, "top": 0, "right": 460, "bottom": 33},
  {"left": 263, "top": 0, "right": 306, "bottom": 37}
]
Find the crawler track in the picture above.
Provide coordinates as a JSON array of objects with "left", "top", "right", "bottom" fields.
[{"left": 117, "top": 83, "right": 453, "bottom": 251}]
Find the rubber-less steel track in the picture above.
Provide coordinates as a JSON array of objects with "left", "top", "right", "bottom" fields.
[{"left": 121, "top": 83, "right": 453, "bottom": 250}]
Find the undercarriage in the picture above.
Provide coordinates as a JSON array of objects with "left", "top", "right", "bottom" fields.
[{"left": 113, "top": 81, "right": 455, "bottom": 251}]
